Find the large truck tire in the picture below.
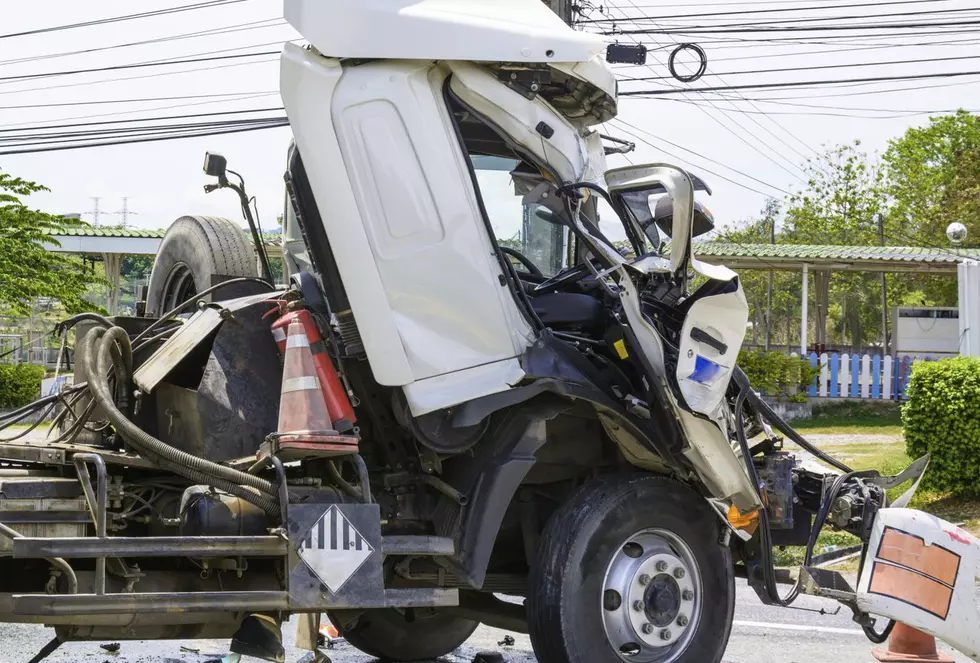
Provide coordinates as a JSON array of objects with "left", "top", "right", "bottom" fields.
[
  {"left": 328, "top": 608, "right": 478, "bottom": 661},
  {"left": 527, "top": 475, "right": 735, "bottom": 663},
  {"left": 145, "top": 215, "right": 257, "bottom": 317}
]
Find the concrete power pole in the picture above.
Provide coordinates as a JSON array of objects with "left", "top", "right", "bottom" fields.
[{"left": 544, "top": 0, "right": 574, "bottom": 24}]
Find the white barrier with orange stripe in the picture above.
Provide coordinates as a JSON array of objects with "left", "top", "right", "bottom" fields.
[{"left": 856, "top": 508, "right": 980, "bottom": 661}]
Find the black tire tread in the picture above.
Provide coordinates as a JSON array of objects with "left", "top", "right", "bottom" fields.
[
  {"left": 328, "top": 608, "right": 478, "bottom": 662},
  {"left": 146, "top": 216, "right": 256, "bottom": 316},
  {"left": 527, "top": 474, "right": 734, "bottom": 663}
]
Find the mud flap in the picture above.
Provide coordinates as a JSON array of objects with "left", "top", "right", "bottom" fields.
[
  {"left": 287, "top": 502, "right": 386, "bottom": 610},
  {"left": 856, "top": 508, "right": 980, "bottom": 662}
]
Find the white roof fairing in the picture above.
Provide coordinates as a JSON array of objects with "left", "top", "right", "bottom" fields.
[{"left": 283, "top": 0, "right": 606, "bottom": 63}]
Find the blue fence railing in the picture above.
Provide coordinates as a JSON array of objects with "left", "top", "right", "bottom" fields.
[{"left": 789, "top": 352, "right": 941, "bottom": 400}]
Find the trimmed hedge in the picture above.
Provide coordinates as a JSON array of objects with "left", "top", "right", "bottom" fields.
[
  {"left": 902, "top": 356, "right": 980, "bottom": 498},
  {"left": 738, "top": 349, "right": 821, "bottom": 402},
  {"left": 0, "top": 363, "right": 45, "bottom": 409}
]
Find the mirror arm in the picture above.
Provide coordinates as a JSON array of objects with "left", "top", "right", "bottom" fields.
[{"left": 225, "top": 179, "right": 275, "bottom": 285}]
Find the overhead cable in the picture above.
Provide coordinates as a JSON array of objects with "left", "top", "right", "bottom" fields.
[{"left": 0, "top": 0, "right": 251, "bottom": 41}]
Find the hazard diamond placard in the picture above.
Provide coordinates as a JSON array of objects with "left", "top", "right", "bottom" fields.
[{"left": 298, "top": 504, "right": 375, "bottom": 593}]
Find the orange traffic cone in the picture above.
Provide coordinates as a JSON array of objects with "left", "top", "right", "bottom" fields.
[
  {"left": 279, "top": 318, "right": 337, "bottom": 435},
  {"left": 872, "top": 622, "right": 954, "bottom": 662},
  {"left": 271, "top": 319, "right": 358, "bottom": 458}
]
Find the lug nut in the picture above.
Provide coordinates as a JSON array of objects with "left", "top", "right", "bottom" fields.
[
  {"left": 638, "top": 574, "right": 651, "bottom": 586},
  {"left": 673, "top": 567, "right": 686, "bottom": 579},
  {"left": 682, "top": 590, "right": 695, "bottom": 601},
  {"left": 660, "top": 629, "right": 672, "bottom": 641},
  {"left": 655, "top": 560, "right": 668, "bottom": 572},
  {"left": 677, "top": 615, "right": 689, "bottom": 627},
  {"left": 633, "top": 600, "right": 645, "bottom": 611},
  {"left": 641, "top": 623, "right": 654, "bottom": 634}
]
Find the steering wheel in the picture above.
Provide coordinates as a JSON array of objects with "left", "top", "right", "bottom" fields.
[
  {"left": 531, "top": 262, "right": 593, "bottom": 296},
  {"left": 500, "top": 247, "right": 543, "bottom": 277}
]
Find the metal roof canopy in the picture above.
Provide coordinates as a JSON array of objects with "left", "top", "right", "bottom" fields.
[
  {"left": 694, "top": 243, "right": 979, "bottom": 274},
  {"left": 44, "top": 228, "right": 282, "bottom": 258}
]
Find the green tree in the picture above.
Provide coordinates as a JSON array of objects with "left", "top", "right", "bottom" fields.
[
  {"left": 782, "top": 143, "right": 888, "bottom": 348},
  {"left": 0, "top": 172, "right": 95, "bottom": 315},
  {"left": 121, "top": 255, "right": 154, "bottom": 280},
  {"left": 718, "top": 199, "right": 800, "bottom": 348},
  {"left": 883, "top": 110, "right": 980, "bottom": 249},
  {"left": 883, "top": 110, "right": 980, "bottom": 305}
]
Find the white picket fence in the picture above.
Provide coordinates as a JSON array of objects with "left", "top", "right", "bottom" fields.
[{"left": 789, "top": 352, "right": 939, "bottom": 400}]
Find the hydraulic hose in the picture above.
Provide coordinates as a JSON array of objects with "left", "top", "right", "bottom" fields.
[
  {"left": 0, "top": 522, "right": 77, "bottom": 594},
  {"left": 732, "top": 367, "right": 852, "bottom": 474},
  {"left": 82, "top": 327, "right": 281, "bottom": 517},
  {"left": 132, "top": 276, "right": 276, "bottom": 345}
]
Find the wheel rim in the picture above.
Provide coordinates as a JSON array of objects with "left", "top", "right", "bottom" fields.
[
  {"left": 161, "top": 262, "right": 197, "bottom": 313},
  {"left": 600, "top": 528, "right": 702, "bottom": 663}
]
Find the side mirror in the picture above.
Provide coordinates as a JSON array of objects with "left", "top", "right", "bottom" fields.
[
  {"left": 653, "top": 197, "right": 715, "bottom": 239},
  {"left": 203, "top": 152, "right": 227, "bottom": 179},
  {"left": 606, "top": 164, "right": 696, "bottom": 275}
]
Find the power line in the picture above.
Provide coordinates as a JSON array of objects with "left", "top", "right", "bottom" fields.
[
  {"left": 0, "top": 117, "right": 289, "bottom": 156},
  {"left": 583, "top": 0, "right": 959, "bottom": 23},
  {"left": 612, "top": 18, "right": 980, "bottom": 35},
  {"left": 648, "top": 95, "right": 977, "bottom": 118},
  {"left": 622, "top": 0, "right": 939, "bottom": 6},
  {"left": 0, "top": 50, "right": 279, "bottom": 85},
  {"left": 0, "top": 0, "right": 251, "bottom": 41},
  {"left": 620, "top": 69, "right": 980, "bottom": 95},
  {"left": 0, "top": 107, "right": 286, "bottom": 136},
  {"left": 602, "top": 2, "right": 813, "bottom": 182},
  {"left": 0, "top": 57, "right": 279, "bottom": 98},
  {"left": 714, "top": 96, "right": 973, "bottom": 113},
  {"left": 620, "top": 52, "right": 980, "bottom": 82},
  {"left": 689, "top": 36, "right": 980, "bottom": 64},
  {"left": 608, "top": 0, "right": 826, "bottom": 171},
  {"left": 0, "top": 119, "right": 286, "bottom": 147},
  {"left": 600, "top": 5, "right": 980, "bottom": 30},
  {"left": 0, "top": 19, "right": 287, "bottom": 69},
  {"left": 609, "top": 118, "right": 791, "bottom": 196},
  {"left": 0, "top": 91, "right": 278, "bottom": 111},
  {"left": 705, "top": 73, "right": 980, "bottom": 99},
  {"left": 0, "top": 93, "right": 279, "bottom": 130}
]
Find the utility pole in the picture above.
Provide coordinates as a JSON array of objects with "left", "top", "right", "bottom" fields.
[
  {"left": 877, "top": 212, "right": 889, "bottom": 355},
  {"left": 544, "top": 0, "right": 574, "bottom": 24},
  {"left": 765, "top": 215, "right": 775, "bottom": 351},
  {"left": 89, "top": 197, "right": 101, "bottom": 226},
  {"left": 114, "top": 197, "right": 138, "bottom": 227}
]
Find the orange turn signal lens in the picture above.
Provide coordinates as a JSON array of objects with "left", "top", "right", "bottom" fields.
[{"left": 727, "top": 504, "right": 760, "bottom": 536}]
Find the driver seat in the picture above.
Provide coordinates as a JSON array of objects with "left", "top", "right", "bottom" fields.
[{"left": 531, "top": 292, "right": 605, "bottom": 333}]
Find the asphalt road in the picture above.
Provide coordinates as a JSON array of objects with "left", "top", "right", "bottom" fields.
[{"left": 0, "top": 581, "right": 969, "bottom": 663}]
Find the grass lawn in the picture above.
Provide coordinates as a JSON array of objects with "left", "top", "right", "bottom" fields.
[
  {"left": 773, "top": 416, "right": 980, "bottom": 568},
  {"left": 791, "top": 399, "right": 903, "bottom": 437}
]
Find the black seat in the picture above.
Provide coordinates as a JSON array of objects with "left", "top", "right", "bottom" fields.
[{"left": 531, "top": 292, "right": 605, "bottom": 333}]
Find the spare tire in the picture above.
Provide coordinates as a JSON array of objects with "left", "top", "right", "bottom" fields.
[{"left": 146, "top": 216, "right": 257, "bottom": 317}]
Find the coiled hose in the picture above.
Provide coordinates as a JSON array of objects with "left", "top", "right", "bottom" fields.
[{"left": 81, "top": 327, "right": 281, "bottom": 517}]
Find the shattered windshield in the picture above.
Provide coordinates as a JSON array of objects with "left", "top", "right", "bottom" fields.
[{"left": 473, "top": 156, "right": 569, "bottom": 277}]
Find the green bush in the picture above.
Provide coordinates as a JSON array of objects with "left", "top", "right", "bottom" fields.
[
  {"left": 902, "top": 356, "right": 980, "bottom": 498},
  {"left": 738, "top": 349, "right": 821, "bottom": 402},
  {"left": 0, "top": 363, "right": 46, "bottom": 409}
]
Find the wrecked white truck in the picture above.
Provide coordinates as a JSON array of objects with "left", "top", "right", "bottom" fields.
[{"left": 1, "top": 2, "right": 977, "bottom": 663}]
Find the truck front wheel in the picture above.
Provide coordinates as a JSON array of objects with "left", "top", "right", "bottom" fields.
[
  {"left": 528, "top": 475, "right": 735, "bottom": 663},
  {"left": 328, "top": 608, "right": 478, "bottom": 661}
]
